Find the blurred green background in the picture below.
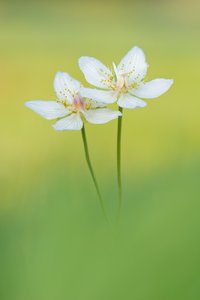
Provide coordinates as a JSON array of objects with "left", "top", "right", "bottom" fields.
[{"left": 1, "top": 0, "right": 200, "bottom": 299}]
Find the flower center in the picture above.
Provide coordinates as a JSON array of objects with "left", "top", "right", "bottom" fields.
[
  {"left": 71, "top": 94, "right": 86, "bottom": 112},
  {"left": 71, "top": 94, "right": 93, "bottom": 112},
  {"left": 58, "top": 94, "right": 92, "bottom": 112},
  {"left": 115, "top": 76, "right": 129, "bottom": 93}
]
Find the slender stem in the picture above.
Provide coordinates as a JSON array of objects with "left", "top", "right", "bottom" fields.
[
  {"left": 81, "top": 125, "right": 108, "bottom": 221},
  {"left": 117, "top": 107, "right": 123, "bottom": 221}
]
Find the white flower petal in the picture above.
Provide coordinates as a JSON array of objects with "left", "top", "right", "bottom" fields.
[
  {"left": 78, "top": 56, "right": 114, "bottom": 89},
  {"left": 117, "top": 46, "right": 148, "bottom": 84},
  {"left": 90, "top": 101, "right": 107, "bottom": 109},
  {"left": 25, "top": 100, "right": 70, "bottom": 120},
  {"left": 83, "top": 109, "right": 121, "bottom": 124},
  {"left": 131, "top": 79, "right": 174, "bottom": 99},
  {"left": 117, "top": 93, "right": 147, "bottom": 109},
  {"left": 54, "top": 72, "right": 81, "bottom": 103},
  {"left": 52, "top": 113, "right": 83, "bottom": 131},
  {"left": 80, "top": 88, "right": 117, "bottom": 104}
]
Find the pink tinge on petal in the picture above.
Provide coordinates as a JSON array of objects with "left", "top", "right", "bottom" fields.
[{"left": 71, "top": 94, "right": 85, "bottom": 111}]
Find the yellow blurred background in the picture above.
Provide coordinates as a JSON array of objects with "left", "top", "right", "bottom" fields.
[{"left": 0, "top": 0, "right": 200, "bottom": 299}]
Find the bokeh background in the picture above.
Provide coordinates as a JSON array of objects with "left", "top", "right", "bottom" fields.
[{"left": 1, "top": 0, "right": 200, "bottom": 299}]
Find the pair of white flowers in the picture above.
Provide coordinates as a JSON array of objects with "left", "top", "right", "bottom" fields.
[{"left": 25, "top": 46, "right": 173, "bottom": 130}]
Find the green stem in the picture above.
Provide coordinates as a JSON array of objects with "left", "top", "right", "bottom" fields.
[
  {"left": 117, "top": 107, "right": 123, "bottom": 221},
  {"left": 81, "top": 125, "right": 108, "bottom": 221}
]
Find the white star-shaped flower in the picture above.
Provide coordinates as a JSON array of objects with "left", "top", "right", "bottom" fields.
[
  {"left": 79, "top": 46, "right": 173, "bottom": 109},
  {"left": 25, "top": 72, "right": 122, "bottom": 130}
]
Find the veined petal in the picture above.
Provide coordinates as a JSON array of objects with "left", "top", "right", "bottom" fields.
[
  {"left": 52, "top": 113, "right": 83, "bottom": 131},
  {"left": 83, "top": 109, "right": 121, "bottom": 124},
  {"left": 131, "top": 79, "right": 174, "bottom": 99},
  {"left": 54, "top": 72, "right": 81, "bottom": 104},
  {"left": 117, "top": 46, "right": 148, "bottom": 84},
  {"left": 80, "top": 88, "right": 117, "bottom": 104},
  {"left": 117, "top": 93, "right": 147, "bottom": 109},
  {"left": 78, "top": 56, "right": 114, "bottom": 89},
  {"left": 25, "top": 100, "right": 70, "bottom": 120},
  {"left": 90, "top": 101, "right": 107, "bottom": 109}
]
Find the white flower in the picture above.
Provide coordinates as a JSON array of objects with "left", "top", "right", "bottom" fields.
[
  {"left": 25, "top": 72, "right": 122, "bottom": 131},
  {"left": 78, "top": 46, "right": 173, "bottom": 109}
]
